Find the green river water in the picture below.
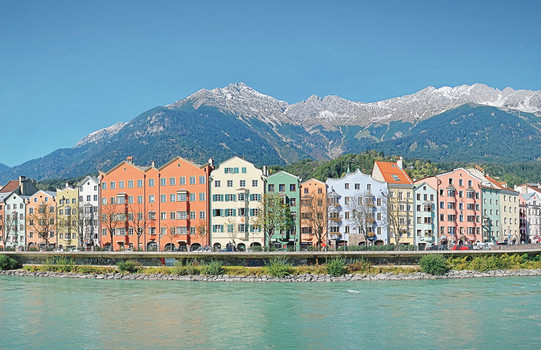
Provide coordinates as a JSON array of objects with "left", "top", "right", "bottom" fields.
[{"left": 0, "top": 275, "right": 540, "bottom": 349}]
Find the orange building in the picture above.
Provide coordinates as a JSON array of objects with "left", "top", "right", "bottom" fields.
[
  {"left": 99, "top": 156, "right": 212, "bottom": 251},
  {"left": 300, "top": 178, "right": 328, "bottom": 249},
  {"left": 26, "top": 190, "right": 56, "bottom": 250}
]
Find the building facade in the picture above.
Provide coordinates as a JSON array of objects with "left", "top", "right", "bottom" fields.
[
  {"left": 266, "top": 171, "right": 301, "bottom": 251},
  {"left": 326, "top": 169, "right": 388, "bottom": 247},
  {"left": 300, "top": 178, "right": 327, "bottom": 249},
  {"left": 413, "top": 182, "right": 438, "bottom": 249},
  {"left": 209, "top": 157, "right": 265, "bottom": 251},
  {"left": 78, "top": 176, "right": 100, "bottom": 249},
  {"left": 423, "top": 168, "right": 484, "bottom": 244},
  {"left": 372, "top": 159, "right": 414, "bottom": 246},
  {"left": 26, "top": 191, "right": 56, "bottom": 250},
  {"left": 56, "top": 184, "right": 79, "bottom": 250}
]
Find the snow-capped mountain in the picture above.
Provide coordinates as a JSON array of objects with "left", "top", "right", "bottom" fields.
[
  {"left": 75, "top": 122, "right": 128, "bottom": 147},
  {"left": 165, "top": 82, "right": 541, "bottom": 130},
  {"left": 2, "top": 82, "right": 541, "bottom": 182}
]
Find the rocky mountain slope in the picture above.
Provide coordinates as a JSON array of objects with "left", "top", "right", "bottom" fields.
[{"left": 1, "top": 83, "right": 540, "bottom": 182}]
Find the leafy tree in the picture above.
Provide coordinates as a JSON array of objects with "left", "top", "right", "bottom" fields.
[
  {"left": 255, "top": 192, "right": 294, "bottom": 249},
  {"left": 300, "top": 191, "right": 328, "bottom": 250}
]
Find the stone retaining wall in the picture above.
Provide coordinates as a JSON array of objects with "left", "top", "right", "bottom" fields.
[{"left": 2, "top": 249, "right": 541, "bottom": 267}]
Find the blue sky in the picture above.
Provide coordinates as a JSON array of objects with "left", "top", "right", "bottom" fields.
[{"left": 1, "top": 0, "right": 540, "bottom": 166}]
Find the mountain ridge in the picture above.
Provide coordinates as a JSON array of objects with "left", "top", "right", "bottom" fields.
[{"left": 2, "top": 83, "right": 541, "bottom": 183}]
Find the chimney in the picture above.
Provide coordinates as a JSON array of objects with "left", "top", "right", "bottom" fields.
[
  {"left": 151, "top": 161, "right": 156, "bottom": 168},
  {"left": 263, "top": 166, "right": 268, "bottom": 177},
  {"left": 127, "top": 156, "right": 133, "bottom": 164},
  {"left": 397, "top": 157, "right": 403, "bottom": 169},
  {"left": 208, "top": 158, "right": 214, "bottom": 167}
]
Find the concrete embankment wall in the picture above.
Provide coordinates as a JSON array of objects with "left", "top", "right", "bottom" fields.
[{"left": 2, "top": 249, "right": 541, "bottom": 267}]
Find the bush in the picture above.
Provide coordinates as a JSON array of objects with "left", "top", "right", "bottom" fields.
[
  {"left": 348, "top": 259, "right": 371, "bottom": 273},
  {"left": 0, "top": 255, "right": 20, "bottom": 270},
  {"left": 419, "top": 254, "right": 449, "bottom": 275},
  {"left": 326, "top": 258, "right": 348, "bottom": 276},
  {"left": 265, "top": 256, "right": 291, "bottom": 277},
  {"left": 469, "top": 255, "right": 511, "bottom": 272},
  {"left": 200, "top": 260, "right": 224, "bottom": 276},
  {"left": 173, "top": 260, "right": 200, "bottom": 276},
  {"left": 117, "top": 260, "right": 142, "bottom": 273}
]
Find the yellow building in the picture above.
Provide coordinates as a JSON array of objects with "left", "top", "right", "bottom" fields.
[
  {"left": 372, "top": 158, "right": 415, "bottom": 246},
  {"left": 56, "top": 184, "right": 80, "bottom": 250}
]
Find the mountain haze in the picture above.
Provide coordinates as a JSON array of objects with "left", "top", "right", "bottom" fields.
[{"left": 1, "top": 83, "right": 541, "bottom": 182}]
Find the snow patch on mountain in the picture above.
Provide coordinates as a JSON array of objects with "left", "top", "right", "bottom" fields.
[{"left": 75, "top": 122, "right": 127, "bottom": 147}]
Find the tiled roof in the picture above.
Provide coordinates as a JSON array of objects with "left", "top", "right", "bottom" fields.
[
  {"left": 0, "top": 180, "right": 19, "bottom": 193},
  {"left": 374, "top": 161, "right": 413, "bottom": 185}
]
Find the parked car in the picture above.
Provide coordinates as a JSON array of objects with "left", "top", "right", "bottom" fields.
[{"left": 451, "top": 245, "right": 469, "bottom": 251}]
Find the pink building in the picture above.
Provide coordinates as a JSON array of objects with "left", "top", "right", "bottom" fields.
[{"left": 423, "top": 168, "right": 483, "bottom": 245}]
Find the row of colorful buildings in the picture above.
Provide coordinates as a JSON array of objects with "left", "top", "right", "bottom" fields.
[{"left": 0, "top": 155, "right": 540, "bottom": 251}]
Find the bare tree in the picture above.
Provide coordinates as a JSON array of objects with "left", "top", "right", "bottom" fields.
[
  {"left": 195, "top": 219, "right": 208, "bottom": 247},
  {"left": 301, "top": 191, "right": 328, "bottom": 250},
  {"left": 382, "top": 192, "right": 410, "bottom": 250},
  {"left": 2, "top": 211, "right": 18, "bottom": 249},
  {"left": 27, "top": 202, "right": 56, "bottom": 249},
  {"left": 128, "top": 203, "right": 147, "bottom": 251},
  {"left": 225, "top": 217, "right": 240, "bottom": 247},
  {"left": 100, "top": 203, "right": 123, "bottom": 251},
  {"left": 347, "top": 191, "right": 376, "bottom": 246}
]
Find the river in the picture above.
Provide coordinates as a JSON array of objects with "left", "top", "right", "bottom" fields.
[{"left": 0, "top": 275, "right": 540, "bottom": 349}]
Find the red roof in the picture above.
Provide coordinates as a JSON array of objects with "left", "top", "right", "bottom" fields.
[
  {"left": 374, "top": 161, "right": 413, "bottom": 185},
  {"left": 0, "top": 180, "right": 19, "bottom": 193}
]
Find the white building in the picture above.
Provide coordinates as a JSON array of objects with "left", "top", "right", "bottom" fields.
[
  {"left": 413, "top": 182, "right": 438, "bottom": 249},
  {"left": 3, "top": 193, "right": 28, "bottom": 250},
  {"left": 78, "top": 176, "right": 100, "bottom": 249},
  {"left": 326, "top": 169, "right": 388, "bottom": 246}
]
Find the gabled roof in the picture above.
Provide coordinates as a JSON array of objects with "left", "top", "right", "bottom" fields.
[
  {"left": 0, "top": 180, "right": 19, "bottom": 193},
  {"left": 77, "top": 175, "right": 99, "bottom": 187},
  {"left": 301, "top": 178, "right": 325, "bottom": 186},
  {"left": 267, "top": 170, "right": 300, "bottom": 181},
  {"left": 373, "top": 161, "right": 413, "bottom": 185},
  {"left": 159, "top": 155, "right": 208, "bottom": 171}
]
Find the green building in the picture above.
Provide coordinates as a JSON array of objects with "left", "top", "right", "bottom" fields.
[{"left": 266, "top": 171, "right": 301, "bottom": 251}]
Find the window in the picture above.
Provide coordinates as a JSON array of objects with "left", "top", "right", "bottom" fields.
[
  {"left": 119, "top": 181, "right": 125, "bottom": 189},
  {"left": 160, "top": 178, "right": 166, "bottom": 186},
  {"left": 290, "top": 198, "right": 296, "bottom": 207},
  {"left": 160, "top": 194, "right": 167, "bottom": 203},
  {"left": 199, "top": 211, "right": 206, "bottom": 219},
  {"left": 137, "top": 196, "right": 143, "bottom": 204},
  {"left": 241, "top": 167, "right": 247, "bottom": 173},
  {"left": 161, "top": 212, "right": 167, "bottom": 220},
  {"left": 149, "top": 195, "right": 155, "bottom": 203},
  {"left": 137, "top": 180, "right": 143, "bottom": 188},
  {"left": 170, "top": 177, "right": 176, "bottom": 186},
  {"left": 345, "top": 183, "right": 350, "bottom": 190},
  {"left": 214, "top": 180, "right": 221, "bottom": 188},
  {"left": 101, "top": 182, "right": 107, "bottom": 190},
  {"left": 128, "top": 180, "right": 134, "bottom": 188},
  {"left": 189, "top": 176, "right": 196, "bottom": 185},
  {"left": 227, "top": 180, "right": 233, "bottom": 187},
  {"left": 355, "top": 183, "right": 360, "bottom": 190},
  {"left": 190, "top": 211, "right": 196, "bottom": 220},
  {"left": 268, "top": 184, "right": 275, "bottom": 192},
  {"left": 190, "top": 193, "right": 196, "bottom": 201},
  {"left": 213, "top": 194, "right": 224, "bottom": 202},
  {"left": 250, "top": 194, "right": 261, "bottom": 201},
  {"left": 180, "top": 177, "right": 186, "bottom": 185},
  {"left": 110, "top": 181, "right": 116, "bottom": 189},
  {"left": 279, "top": 184, "right": 285, "bottom": 192},
  {"left": 199, "top": 193, "right": 205, "bottom": 201},
  {"left": 290, "top": 184, "right": 296, "bottom": 192},
  {"left": 149, "top": 179, "right": 155, "bottom": 187},
  {"left": 199, "top": 176, "right": 205, "bottom": 184},
  {"left": 170, "top": 194, "right": 176, "bottom": 202},
  {"left": 252, "top": 180, "right": 258, "bottom": 187},
  {"left": 177, "top": 193, "right": 187, "bottom": 202}
]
